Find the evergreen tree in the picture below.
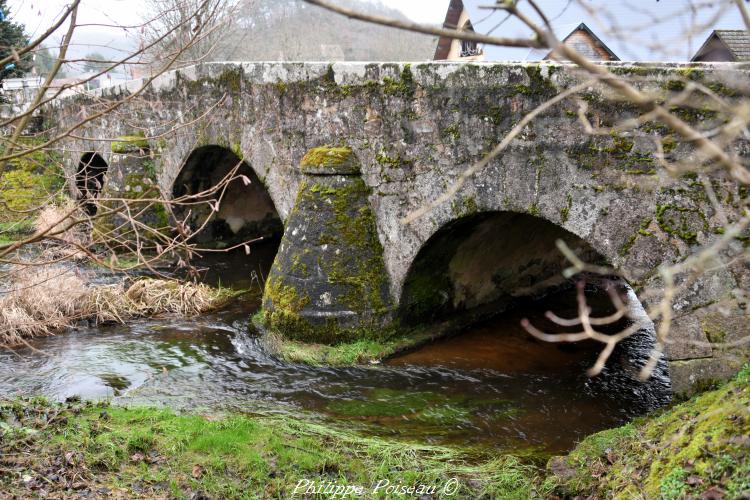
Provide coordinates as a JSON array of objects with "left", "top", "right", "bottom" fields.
[
  {"left": 33, "top": 46, "right": 62, "bottom": 78},
  {"left": 0, "top": 0, "right": 31, "bottom": 79},
  {"left": 82, "top": 52, "right": 108, "bottom": 74}
]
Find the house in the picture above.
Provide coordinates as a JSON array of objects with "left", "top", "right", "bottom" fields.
[
  {"left": 433, "top": 0, "right": 484, "bottom": 61},
  {"left": 0, "top": 76, "right": 43, "bottom": 105},
  {"left": 535, "top": 23, "right": 619, "bottom": 62},
  {"left": 434, "top": 0, "right": 617, "bottom": 62},
  {"left": 691, "top": 30, "right": 750, "bottom": 62}
]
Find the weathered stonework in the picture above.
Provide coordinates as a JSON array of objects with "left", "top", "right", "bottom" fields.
[
  {"left": 48, "top": 61, "right": 750, "bottom": 393},
  {"left": 262, "top": 147, "right": 392, "bottom": 344},
  {"left": 90, "top": 136, "right": 169, "bottom": 244}
]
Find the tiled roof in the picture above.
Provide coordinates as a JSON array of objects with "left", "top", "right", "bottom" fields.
[
  {"left": 434, "top": 0, "right": 463, "bottom": 60},
  {"left": 714, "top": 30, "right": 750, "bottom": 61}
]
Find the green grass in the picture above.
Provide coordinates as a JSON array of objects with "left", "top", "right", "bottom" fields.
[
  {"left": 2, "top": 366, "right": 749, "bottom": 498},
  {"left": 0, "top": 218, "right": 35, "bottom": 244},
  {"left": 547, "top": 364, "right": 750, "bottom": 498},
  {"left": 259, "top": 317, "right": 464, "bottom": 366},
  {"left": 0, "top": 400, "right": 546, "bottom": 498}
]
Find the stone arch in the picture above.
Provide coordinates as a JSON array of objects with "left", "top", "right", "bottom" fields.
[
  {"left": 397, "top": 209, "right": 671, "bottom": 394},
  {"left": 398, "top": 210, "right": 607, "bottom": 324},
  {"left": 172, "top": 145, "right": 283, "bottom": 248},
  {"left": 76, "top": 152, "right": 109, "bottom": 215}
]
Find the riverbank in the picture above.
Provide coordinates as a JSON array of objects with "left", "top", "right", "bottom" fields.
[
  {"left": 547, "top": 363, "right": 750, "bottom": 498},
  {"left": 0, "top": 263, "right": 236, "bottom": 345},
  {"left": 1, "top": 365, "right": 747, "bottom": 498}
]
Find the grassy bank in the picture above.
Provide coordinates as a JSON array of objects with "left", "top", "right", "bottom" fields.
[
  {"left": 0, "top": 400, "right": 544, "bottom": 498},
  {"left": 256, "top": 312, "right": 480, "bottom": 366},
  {"left": 1, "top": 366, "right": 748, "bottom": 498},
  {"left": 546, "top": 364, "right": 750, "bottom": 498}
]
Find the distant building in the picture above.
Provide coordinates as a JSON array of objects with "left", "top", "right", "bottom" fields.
[
  {"left": 434, "top": 0, "right": 484, "bottom": 61},
  {"left": 536, "top": 23, "right": 619, "bottom": 62},
  {"left": 434, "top": 1, "right": 617, "bottom": 62},
  {"left": 691, "top": 30, "right": 750, "bottom": 62},
  {"left": 0, "top": 77, "right": 43, "bottom": 105}
]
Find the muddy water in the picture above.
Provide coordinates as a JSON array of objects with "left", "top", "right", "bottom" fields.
[{"left": 0, "top": 242, "right": 671, "bottom": 455}]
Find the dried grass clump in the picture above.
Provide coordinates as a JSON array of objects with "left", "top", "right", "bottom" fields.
[
  {"left": 34, "top": 201, "right": 90, "bottom": 260},
  {"left": 85, "top": 279, "right": 232, "bottom": 321},
  {"left": 0, "top": 266, "right": 231, "bottom": 346},
  {"left": 125, "top": 279, "right": 229, "bottom": 316},
  {"left": 0, "top": 267, "right": 89, "bottom": 343}
]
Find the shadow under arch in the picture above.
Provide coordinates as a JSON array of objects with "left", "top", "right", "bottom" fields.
[
  {"left": 172, "top": 145, "right": 283, "bottom": 249},
  {"left": 395, "top": 210, "right": 673, "bottom": 427},
  {"left": 76, "top": 152, "right": 108, "bottom": 215},
  {"left": 399, "top": 210, "right": 607, "bottom": 325}
]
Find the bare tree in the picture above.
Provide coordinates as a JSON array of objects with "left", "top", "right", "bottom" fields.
[
  {"left": 0, "top": 0, "right": 263, "bottom": 344},
  {"left": 141, "top": 0, "right": 237, "bottom": 68}
]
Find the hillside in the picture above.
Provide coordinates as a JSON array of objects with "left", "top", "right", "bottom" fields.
[{"left": 215, "top": 0, "right": 439, "bottom": 61}]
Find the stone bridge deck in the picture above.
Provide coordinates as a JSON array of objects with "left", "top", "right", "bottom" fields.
[{"left": 50, "top": 61, "right": 750, "bottom": 393}]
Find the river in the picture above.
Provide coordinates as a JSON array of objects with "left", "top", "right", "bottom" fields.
[{"left": 0, "top": 241, "right": 671, "bottom": 456}]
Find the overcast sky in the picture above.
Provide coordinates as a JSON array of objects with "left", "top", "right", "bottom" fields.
[
  {"left": 7, "top": 0, "right": 445, "bottom": 62},
  {"left": 6, "top": 0, "right": 747, "bottom": 62}
]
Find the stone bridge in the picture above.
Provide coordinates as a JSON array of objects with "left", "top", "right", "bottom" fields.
[{"left": 49, "top": 61, "right": 750, "bottom": 393}]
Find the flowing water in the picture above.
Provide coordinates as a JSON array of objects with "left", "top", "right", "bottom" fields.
[{"left": 0, "top": 241, "right": 671, "bottom": 456}]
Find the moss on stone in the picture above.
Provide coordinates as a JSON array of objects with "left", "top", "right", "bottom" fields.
[
  {"left": 509, "top": 65, "right": 557, "bottom": 98},
  {"left": 451, "top": 195, "right": 478, "bottom": 218},
  {"left": 310, "top": 180, "right": 390, "bottom": 319},
  {"left": 375, "top": 147, "right": 411, "bottom": 168},
  {"left": 620, "top": 217, "right": 653, "bottom": 256},
  {"left": 111, "top": 134, "right": 149, "bottom": 154},
  {"left": 261, "top": 275, "right": 312, "bottom": 340},
  {"left": 663, "top": 79, "right": 686, "bottom": 92},
  {"left": 300, "top": 146, "right": 354, "bottom": 172},
  {"left": 662, "top": 134, "right": 677, "bottom": 154},
  {"left": 261, "top": 320, "right": 449, "bottom": 367},
  {"left": 707, "top": 81, "right": 738, "bottom": 97},
  {"left": 230, "top": 142, "right": 244, "bottom": 160},
  {"left": 606, "top": 134, "right": 634, "bottom": 158},
  {"left": 547, "top": 365, "right": 750, "bottom": 499},
  {"left": 441, "top": 123, "right": 460, "bottom": 141},
  {"left": 609, "top": 65, "right": 652, "bottom": 77},
  {"left": 559, "top": 194, "right": 572, "bottom": 223},
  {"left": 669, "top": 105, "right": 718, "bottom": 124},
  {"left": 217, "top": 67, "right": 242, "bottom": 93},
  {"left": 656, "top": 203, "right": 708, "bottom": 242},
  {"left": 382, "top": 64, "right": 415, "bottom": 98},
  {"left": 262, "top": 165, "right": 391, "bottom": 345},
  {"left": 677, "top": 66, "right": 705, "bottom": 81}
]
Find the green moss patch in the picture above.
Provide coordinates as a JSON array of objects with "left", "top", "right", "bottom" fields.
[
  {"left": 0, "top": 136, "right": 66, "bottom": 228},
  {"left": 260, "top": 320, "right": 450, "bottom": 366},
  {"left": 299, "top": 146, "right": 357, "bottom": 174},
  {"left": 111, "top": 134, "right": 150, "bottom": 154},
  {"left": 547, "top": 365, "right": 750, "bottom": 498},
  {"left": 656, "top": 203, "right": 708, "bottom": 243}
]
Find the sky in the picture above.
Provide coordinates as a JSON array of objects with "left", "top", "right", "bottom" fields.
[
  {"left": 6, "top": 0, "right": 446, "bottom": 63},
  {"left": 6, "top": 0, "right": 748, "bottom": 63},
  {"left": 460, "top": 0, "right": 748, "bottom": 61}
]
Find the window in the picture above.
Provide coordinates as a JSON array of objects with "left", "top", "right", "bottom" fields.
[{"left": 459, "top": 20, "right": 482, "bottom": 57}]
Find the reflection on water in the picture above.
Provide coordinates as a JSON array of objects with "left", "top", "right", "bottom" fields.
[{"left": 0, "top": 243, "right": 671, "bottom": 455}]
